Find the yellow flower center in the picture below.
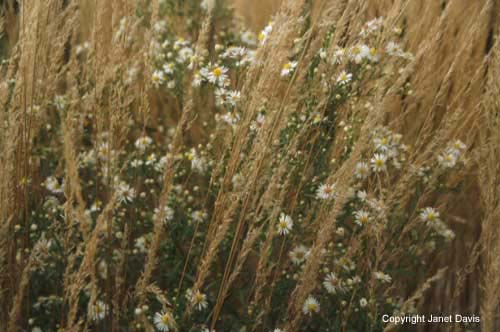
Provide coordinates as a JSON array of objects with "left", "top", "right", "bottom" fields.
[
  {"left": 375, "top": 159, "right": 384, "bottom": 167},
  {"left": 370, "top": 48, "right": 377, "bottom": 56},
  {"left": 427, "top": 213, "right": 435, "bottom": 221},
  {"left": 308, "top": 303, "right": 317, "bottom": 311},
  {"left": 258, "top": 32, "right": 265, "bottom": 41},
  {"left": 283, "top": 63, "right": 292, "bottom": 70},
  {"left": 212, "top": 67, "right": 223, "bottom": 77},
  {"left": 162, "top": 314, "right": 171, "bottom": 324}
]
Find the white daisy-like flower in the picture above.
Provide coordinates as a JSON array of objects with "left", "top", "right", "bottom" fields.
[
  {"left": 155, "top": 156, "right": 168, "bottom": 172},
  {"left": 54, "top": 95, "right": 67, "bottom": 111},
  {"left": 45, "top": 176, "right": 64, "bottom": 194},
  {"left": 135, "top": 136, "right": 153, "bottom": 151},
  {"left": 437, "top": 149, "right": 458, "bottom": 169},
  {"left": 134, "top": 236, "right": 147, "bottom": 253},
  {"left": 302, "top": 296, "right": 320, "bottom": 316},
  {"left": 241, "top": 30, "right": 257, "bottom": 46},
  {"left": 359, "top": 298, "right": 368, "bottom": 308},
  {"left": 355, "top": 162, "right": 370, "bottom": 179},
  {"left": 153, "top": 310, "right": 177, "bottom": 332},
  {"left": 277, "top": 213, "right": 293, "bottom": 236},
  {"left": 258, "top": 22, "right": 273, "bottom": 45},
  {"left": 373, "top": 136, "right": 390, "bottom": 152},
  {"left": 385, "top": 41, "right": 403, "bottom": 56},
  {"left": 349, "top": 44, "right": 370, "bottom": 63},
  {"left": 357, "top": 190, "right": 368, "bottom": 201},
  {"left": 373, "top": 271, "right": 392, "bottom": 283},
  {"left": 316, "top": 183, "right": 337, "bottom": 200},
  {"left": 289, "top": 245, "right": 310, "bottom": 265},
  {"left": 173, "top": 37, "right": 190, "bottom": 50},
  {"left": 192, "top": 210, "right": 207, "bottom": 223},
  {"left": 323, "top": 272, "right": 342, "bottom": 294},
  {"left": 206, "top": 65, "right": 228, "bottom": 86},
  {"left": 189, "top": 149, "right": 208, "bottom": 174},
  {"left": 192, "top": 72, "right": 203, "bottom": 87},
  {"left": 354, "top": 210, "right": 370, "bottom": 226},
  {"left": 188, "top": 289, "right": 208, "bottom": 311},
  {"left": 250, "top": 113, "right": 266, "bottom": 131},
  {"left": 167, "top": 80, "right": 176, "bottom": 89},
  {"left": 368, "top": 47, "right": 380, "bottom": 62},
  {"left": 332, "top": 47, "right": 346, "bottom": 64},
  {"left": 88, "top": 300, "right": 108, "bottom": 321},
  {"left": 281, "top": 61, "right": 298, "bottom": 77},
  {"left": 222, "top": 46, "right": 247, "bottom": 60},
  {"left": 176, "top": 47, "right": 194, "bottom": 64},
  {"left": 97, "top": 141, "right": 113, "bottom": 161},
  {"left": 370, "top": 153, "right": 387, "bottom": 172},
  {"left": 145, "top": 153, "right": 157, "bottom": 166},
  {"left": 336, "top": 70, "right": 353, "bottom": 85},
  {"left": 360, "top": 17, "right": 384, "bottom": 37},
  {"left": 221, "top": 112, "right": 240, "bottom": 126},
  {"left": 116, "top": 182, "right": 136, "bottom": 204},
  {"left": 225, "top": 90, "right": 241, "bottom": 107},
  {"left": 450, "top": 140, "right": 466, "bottom": 155},
  {"left": 153, "top": 205, "right": 175, "bottom": 223},
  {"left": 163, "top": 62, "right": 175, "bottom": 75},
  {"left": 152, "top": 70, "right": 165, "bottom": 87},
  {"left": 419, "top": 207, "right": 441, "bottom": 223}
]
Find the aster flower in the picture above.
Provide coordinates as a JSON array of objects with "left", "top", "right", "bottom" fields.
[
  {"left": 225, "top": 90, "right": 241, "bottom": 107},
  {"left": 289, "top": 245, "right": 310, "bottom": 265},
  {"left": 135, "top": 135, "right": 153, "bottom": 151},
  {"left": 373, "top": 136, "right": 390, "bottom": 152},
  {"left": 355, "top": 162, "right": 370, "bottom": 179},
  {"left": 192, "top": 210, "right": 207, "bottom": 223},
  {"left": 116, "top": 182, "right": 136, "bottom": 204},
  {"left": 277, "top": 213, "right": 293, "bottom": 236},
  {"left": 370, "top": 153, "right": 387, "bottom": 172},
  {"left": 336, "top": 70, "right": 353, "bottom": 85},
  {"left": 163, "top": 62, "right": 175, "bottom": 75},
  {"left": 323, "top": 273, "right": 343, "bottom": 294},
  {"left": 332, "top": 47, "right": 346, "bottom": 64},
  {"left": 45, "top": 176, "right": 64, "bottom": 194},
  {"left": 206, "top": 65, "right": 229, "bottom": 86},
  {"left": 437, "top": 150, "right": 457, "bottom": 169},
  {"left": 281, "top": 61, "right": 298, "bottom": 77},
  {"left": 349, "top": 44, "right": 370, "bottom": 63},
  {"left": 176, "top": 46, "right": 194, "bottom": 64},
  {"left": 88, "top": 300, "right": 108, "bottom": 321},
  {"left": 354, "top": 210, "right": 370, "bottom": 226},
  {"left": 187, "top": 289, "right": 208, "bottom": 311},
  {"left": 241, "top": 30, "right": 257, "bottom": 46},
  {"left": 419, "top": 207, "right": 441, "bottom": 223},
  {"left": 258, "top": 22, "right": 273, "bottom": 45},
  {"left": 302, "top": 296, "right": 320, "bottom": 316},
  {"left": 152, "top": 70, "right": 165, "bottom": 87},
  {"left": 385, "top": 41, "right": 404, "bottom": 57},
  {"left": 373, "top": 271, "right": 392, "bottom": 283},
  {"left": 153, "top": 311, "right": 177, "bottom": 332},
  {"left": 316, "top": 183, "right": 337, "bottom": 200}
]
